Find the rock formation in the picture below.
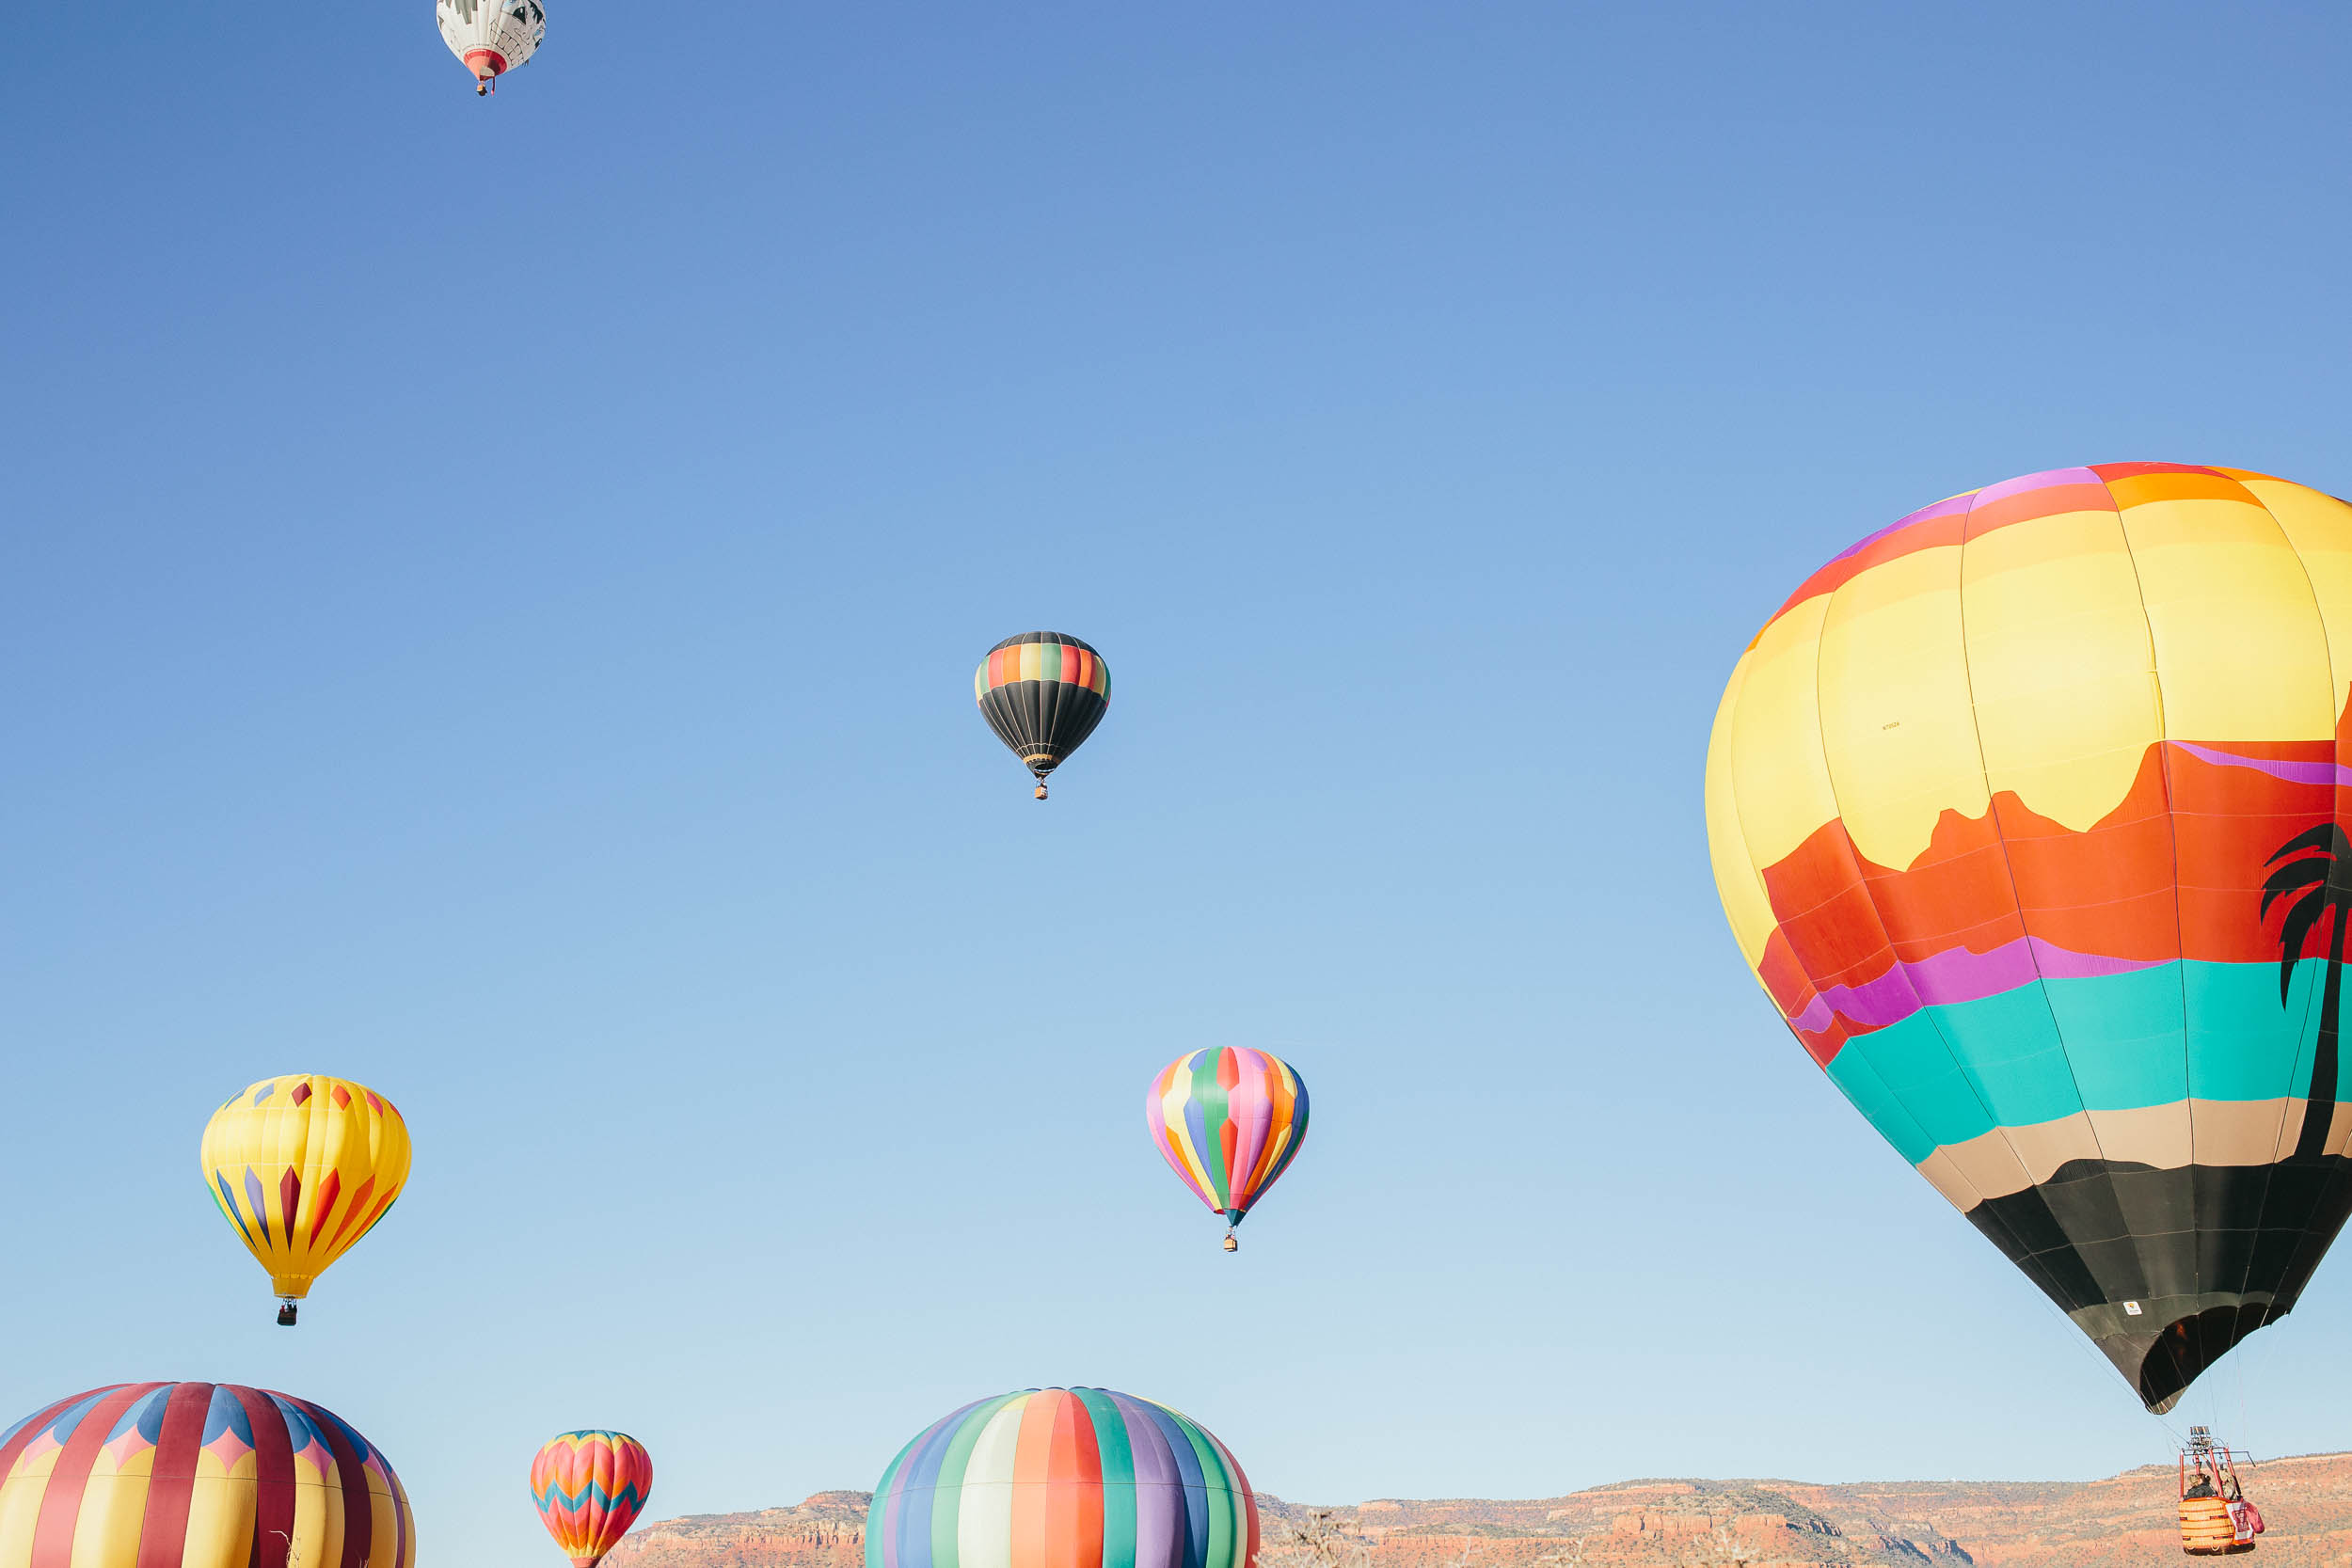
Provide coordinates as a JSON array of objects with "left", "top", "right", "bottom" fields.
[{"left": 606, "top": 1453, "right": 2352, "bottom": 1568}]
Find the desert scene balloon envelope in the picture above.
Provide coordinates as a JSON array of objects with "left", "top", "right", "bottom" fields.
[{"left": 1706, "top": 463, "right": 2352, "bottom": 1412}]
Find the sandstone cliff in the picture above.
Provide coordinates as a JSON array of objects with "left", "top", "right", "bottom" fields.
[{"left": 605, "top": 1452, "right": 2352, "bottom": 1568}]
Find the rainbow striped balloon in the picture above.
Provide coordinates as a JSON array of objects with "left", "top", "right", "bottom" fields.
[
  {"left": 0, "top": 1382, "right": 414, "bottom": 1568},
  {"left": 867, "top": 1388, "right": 1256, "bottom": 1568},
  {"left": 531, "top": 1431, "right": 653, "bottom": 1567},
  {"left": 1146, "top": 1050, "right": 1309, "bottom": 1241}
]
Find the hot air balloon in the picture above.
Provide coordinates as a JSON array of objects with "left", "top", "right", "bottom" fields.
[
  {"left": 199, "top": 1074, "right": 412, "bottom": 1325},
  {"left": 437, "top": 0, "right": 546, "bottom": 94},
  {"left": 532, "top": 1431, "right": 653, "bottom": 1568},
  {"left": 0, "top": 1382, "right": 416, "bottom": 1568},
  {"left": 1147, "top": 1049, "right": 1309, "bottom": 1252},
  {"left": 868, "top": 1387, "right": 1257, "bottom": 1568},
  {"left": 1705, "top": 463, "right": 2352, "bottom": 1413},
  {"left": 974, "top": 632, "right": 1110, "bottom": 800}
]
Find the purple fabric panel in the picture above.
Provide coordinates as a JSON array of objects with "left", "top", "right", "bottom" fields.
[{"left": 1119, "top": 1396, "right": 1184, "bottom": 1568}]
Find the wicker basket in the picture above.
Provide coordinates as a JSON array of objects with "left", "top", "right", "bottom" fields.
[{"left": 2179, "top": 1497, "right": 2253, "bottom": 1555}]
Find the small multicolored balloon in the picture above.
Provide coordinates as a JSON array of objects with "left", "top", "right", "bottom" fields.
[
  {"left": 532, "top": 1430, "right": 654, "bottom": 1567},
  {"left": 1146, "top": 1048, "right": 1309, "bottom": 1251},
  {"left": 974, "top": 632, "right": 1110, "bottom": 800},
  {"left": 0, "top": 1382, "right": 415, "bottom": 1568},
  {"left": 868, "top": 1387, "right": 1256, "bottom": 1568},
  {"left": 199, "top": 1074, "right": 412, "bottom": 1325}
]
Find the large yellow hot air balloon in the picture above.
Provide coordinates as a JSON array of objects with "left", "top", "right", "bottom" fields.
[
  {"left": 1707, "top": 463, "right": 2352, "bottom": 1413},
  {"left": 199, "top": 1075, "right": 411, "bottom": 1325}
]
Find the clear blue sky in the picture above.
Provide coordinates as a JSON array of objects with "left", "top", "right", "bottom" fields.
[{"left": 5, "top": 2, "right": 2350, "bottom": 1562}]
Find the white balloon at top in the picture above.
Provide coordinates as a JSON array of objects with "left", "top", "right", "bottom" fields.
[{"left": 437, "top": 0, "right": 546, "bottom": 95}]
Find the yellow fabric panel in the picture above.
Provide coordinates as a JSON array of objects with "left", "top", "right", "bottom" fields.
[
  {"left": 1703, "top": 652, "right": 1775, "bottom": 971},
  {"left": 1723, "top": 594, "right": 1839, "bottom": 871},
  {"left": 286, "top": 1470, "right": 332, "bottom": 1568},
  {"left": 0, "top": 1473, "right": 39, "bottom": 1568},
  {"left": 1816, "top": 543, "right": 1987, "bottom": 871},
  {"left": 67, "top": 1474, "right": 151, "bottom": 1568},
  {"left": 180, "top": 1476, "right": 256, "bottom": 1568},
  {"left": 1153, "top": 1069, "right": 1218, "bottom": 1196},
  {"left": 2235, "top": 476, "right": 2352, "bottom": 712},
  {"left": 2117, "top": 492, "right": 2336, "bottom": 740},
  {"left": 1960, "top": 507, "right": 2162, "bottom": 830}
]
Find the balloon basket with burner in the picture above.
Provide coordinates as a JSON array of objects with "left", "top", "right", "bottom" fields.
[
  {"left": 276, "top": 1299, "right": 298, "bottom": 1327},
  {"left": 2180, "top": 1428, "right": 2260, "bottom": 1556}
]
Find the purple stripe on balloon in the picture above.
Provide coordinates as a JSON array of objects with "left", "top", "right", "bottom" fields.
[
  {"left": 1121, "top": 1395, "right": 1183, "bottom": 1568},
  {"left": 2170, "top": 740, "right": 2352, "bottom": 788},
  {"left": 1140, "top": 1403, "right": 1210, "bottom": 1568},
  {"left": 243, "top": 1169, "right": 269, "bottom": 1246},
  {"left": 1787, "top": 938, "right": 2167, "bottom": 1035},
  {"left": 1826, "top": 491, "right": 1978, "bottom": 564},
  {"left": 1972, "top": 467, "right": 2105, "bottom": 506}
]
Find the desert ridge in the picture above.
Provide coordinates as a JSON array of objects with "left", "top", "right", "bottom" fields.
[{"left": 605, "top": 1452, "right": 2352, "bottom": 1568}]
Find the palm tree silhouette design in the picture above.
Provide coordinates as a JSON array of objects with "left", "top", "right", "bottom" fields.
[{"left": 2264, "top": 823, "right": 2352, "bottom": 1161}]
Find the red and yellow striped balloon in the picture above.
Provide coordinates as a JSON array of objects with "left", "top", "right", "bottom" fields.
[
  {"left": 0, "top": 1382, "right": 414, "bottom": 1568},
  {"left": 531, "top": 1431, "right": 653, "bottom": 1567}
]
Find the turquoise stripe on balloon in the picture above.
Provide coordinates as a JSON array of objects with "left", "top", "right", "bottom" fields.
[
  {"left": 866, "top": 1436, "right": 915, "bottom": 1568},
  {"left": 2185, "top": 959, "right": 2331, "bottom": 1101},
  {"left": 1825, "top": 958, "right": 2350, "bottom": 1165},
  {"left": 1824, "top": 1043, "right": 1941, "bottom": 1165},
  {"left": 2042, "top": 965, "right": 2185, "bottom": 1108},
  {"left": 1931, "top": 984, "right": 2081, "bottom": 1130},
  {"left": 1076, "top": 1389, "right": 1137, "bottom": 1568},
  {"left": 1829, "top": 1010, "right": 1993, "bottom": 1153}
]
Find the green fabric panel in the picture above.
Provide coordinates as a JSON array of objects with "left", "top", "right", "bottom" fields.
[
  {"left": 1175, "top": 1419, "right": 1235, "bottom": 1568},
  {"left": 1077, "top": 1389, "right": 1136, "bottom": 1568},
  {"left": 1041, "top": 641, "right": 1064, "bottom": 682},
  {"left": 932, "top": 1393, "right": 1023, "bottom": 1568},
  {"left": 1191, "top": 1052, "right": 1232, "bottom": 1207}
]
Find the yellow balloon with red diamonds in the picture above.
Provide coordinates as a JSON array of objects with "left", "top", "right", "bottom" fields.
[{"left": 199, "top": 1075, "right": 412, "bottom": 1321}]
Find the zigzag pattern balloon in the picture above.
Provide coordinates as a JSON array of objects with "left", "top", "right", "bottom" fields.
[{"left": 532, "top": 1430, "right": 654, "bottom": 1567}]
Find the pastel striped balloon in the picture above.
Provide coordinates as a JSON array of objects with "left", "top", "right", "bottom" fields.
[
  {"left": 1146, "top": 1050, "right": 1309, "bottom": 1237},
  {"left": 867, "top": 1388, "right": 1256, "bottom": 1568},
  {"left": 531, "top": 1431, "right": 653, "bottom": 1567},
  {"left": 0, "top": 1382, "right": 415, "bottom": 1568}
]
